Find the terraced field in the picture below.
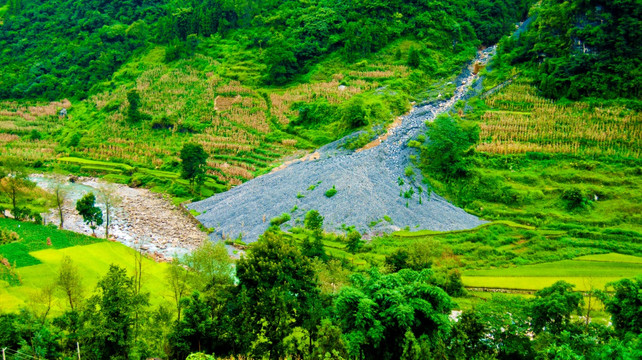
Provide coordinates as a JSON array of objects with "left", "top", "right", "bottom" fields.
[{"left": 462, "top": 253, "right": 642, "bottom": 291}]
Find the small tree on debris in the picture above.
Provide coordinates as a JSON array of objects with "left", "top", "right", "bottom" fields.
[{"left": 76, "top": 192, "right": 103, "bottom": 236}]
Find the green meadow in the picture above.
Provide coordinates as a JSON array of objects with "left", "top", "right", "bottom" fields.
[{"left": 0, "top": 218, "right": 172, "bottom": 313}]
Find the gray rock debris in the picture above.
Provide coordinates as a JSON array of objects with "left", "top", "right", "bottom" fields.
[{"left": 189, "top": 47, "right": 496, "bottom": 243}]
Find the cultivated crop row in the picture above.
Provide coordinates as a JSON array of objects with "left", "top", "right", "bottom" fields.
[{"left": 478, "top": 83, "right": 642, "bottom": 158}]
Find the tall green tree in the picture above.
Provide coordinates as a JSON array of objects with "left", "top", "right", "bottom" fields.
[
  {"left": 166, "top": 258, "right": 192, "bottom": 322},
  {"left": 127, "top": 90, "right": 142, "bottom": 123},
  {"left": 335, "top": 268, "right": 454, "bottom": 359},
  {"left": 52, "top": 178, "right": 68, "bottom": 229},
  {"left": 82, "top": 265, "right": 149, "bottom": 360},
  {"left": 530, "top": 281, "right": 583, "bottom": 335},
  {"left": 169, "top": 291, "right": 214, "bottom": 359},
  {"left": 475, "top": 294, "right": 533, "bottom": 359},
  {"left": 601, "top": 276, "right": 642, "bottom": 336},
  {"left": 234, "top": 230, "right": 320, "bottom": 359},
  {"left": 421, "top": 114, "right": 477, "bottom": 181},
  {"left": 180, "top": 143, "right": 208, "bottom": 192},
  {"left": 57, "top": 256, "right": 84, "bottom": 311},
  {"left": 345, "top": 230, "right": 363, "bottom": 254},
  {"left": 304, "top": 210, "right": 324, "bottom": 234},
  {"left": 262, "top": 34, "right": 299, "bottom": 85},
  {"left": 184, "top": 240, "right": 234, "bottom": 291}
]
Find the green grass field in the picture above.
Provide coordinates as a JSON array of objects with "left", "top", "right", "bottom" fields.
[
  {"left": 0, "top": 217, "right": 106, "bottom": 267},
  {"left": 462, "top": 253, "right": 642, "bottom": 291},
  {"left": 0, "top": 241, "right": 173, "bottom": 313},
  {"left": 1, "top": 218, "right": 173, "bottom": 313}
]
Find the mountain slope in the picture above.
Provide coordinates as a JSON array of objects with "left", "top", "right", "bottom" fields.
[{"left": 188, "top": 50, "right": 495, "bottom": 242}]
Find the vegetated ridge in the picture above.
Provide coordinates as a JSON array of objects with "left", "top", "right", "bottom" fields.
[{"left": 188, "top": 49, "right": 495, "bottom": 243}]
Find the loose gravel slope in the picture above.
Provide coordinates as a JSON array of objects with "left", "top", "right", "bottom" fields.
[{"left": 189, "top": 49, "right": 495, "bottom": 243}]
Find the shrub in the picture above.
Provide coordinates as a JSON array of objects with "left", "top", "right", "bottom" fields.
[
  {"left": 385, "top": 249, "right": 409, "bottom": 271},
  {"left": 304, "top": 210, "right": 324, "bottom": 232},
  {"left": 0, "top": 229, "right": 20, "bottom": 244},
  {"left": 67, "top": 133, "right": 81, "bottom": 147},
  {"left": 151, "top": 116, "right": 174, "bottom": 130},
  {"left": 561, "top": 187, "right": 592, "bottom": 211},
  {"left": 270, "top": 213, "right": 291, "bottom": 226},
  {"left": 29, "top": 129, "right": 42, "bottom": 140},
  {"left": 407, "top": 140, "right": 421, "bottom": 148},
  {"left": 345, "top": 230, "right": 363, "bottom": 254},
  {"left": 403, "top": 188, "right": 414, "bottom": 199},
  {"left": 324, "top": 186, "right": 337, "bottom": 198},
  {"left": 407, "top": 46, "right": 421, "bottom": 68}
]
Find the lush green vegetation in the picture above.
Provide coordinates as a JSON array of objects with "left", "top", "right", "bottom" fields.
[
  {"left": 0, "top": 0, "right": 534, "bottom": 202},
  {"left": 0, "top": 217, "right": 105, "bottom": 267},
  {"left": 493, "top": 0, "right": 642, "bottom": 100},
  {"left": 2, "top": 223, "right": 642, "bottom": 360},
  {"left": 414, "top": 76, "right": 642, "bottom": 275}
]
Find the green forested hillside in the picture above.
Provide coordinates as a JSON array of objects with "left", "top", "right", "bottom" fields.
[
  {"left": 0, "top": 0, "right": 532, "bottom": 99},
  {"left": 496, "top": 0, "right": 642, "bottom": 100},
  {"left": 0, "top": 0, "right": 534, "bottom": 199}
]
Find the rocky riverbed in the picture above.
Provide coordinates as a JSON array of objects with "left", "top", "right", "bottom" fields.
[
  {"left": 33, "top": 175, "right": 207, "bottom": 260},
  {"left": 188, "top": 48, "right": 496, "bottom": 244}
]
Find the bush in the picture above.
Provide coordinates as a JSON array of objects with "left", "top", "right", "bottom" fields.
[
  {"left": 561, "top": 187, "right": 592, "bottom": 211},
  {"left": 151, "top": 116, "right": 174, "bottom": 130},
  {"left": 407, "top": 46, "right": 421, "bottom": 68},
  {"left": 343, "top": 130, "right": 376, "bottom": 151},
  {"left": 270, "top": 213, "right": 291, "bottom": 226},
  {"left": 385, "top": 249, "right": 409, "bottom": 272},
  {"left": 0, "top": 229, "right": 20, "bottom": 244},
  {"left": 324, "top": 186, "right": 337, "bottom": 198},
  {"left": 29, "top": 129, "right": 42, "bottom": 140},
  {"left": 421, "top": 114, "right": 477, "bottom": 181},
  {"left": 170, "top": 183, "right": 191, "bottom": 198}
]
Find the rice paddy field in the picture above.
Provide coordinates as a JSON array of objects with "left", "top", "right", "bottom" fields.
[{"left": 462, "top": 253, "right": 642, "bottom": 291}]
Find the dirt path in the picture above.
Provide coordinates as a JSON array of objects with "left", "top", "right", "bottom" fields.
[
  {"left": 33, "top": 175, "right": 206, "bottom": 260},
  {"left": 355, "top": 116, "right": 404, "bottom": 153}
]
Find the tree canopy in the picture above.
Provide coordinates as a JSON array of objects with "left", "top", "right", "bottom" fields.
[
  {"left": 75, "top": 192, "right": 103, "bottom": 234},
  {"left": 180, "top": 143, "right": 208, "bottom": 191}
]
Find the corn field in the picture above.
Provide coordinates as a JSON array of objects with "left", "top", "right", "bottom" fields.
[
  {"left": 1, "top": 53, "right": 406, "bottom": 184},
  {"left": 0, "top": 99, "right": 67, "bottom": 161},
  {"left": 478, "top": 82, "right": 642, "bottom": 158}
]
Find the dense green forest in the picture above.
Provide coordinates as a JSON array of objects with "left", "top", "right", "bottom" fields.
[{"left": 495, "top": 0, "right": 642, "bottom": 100}]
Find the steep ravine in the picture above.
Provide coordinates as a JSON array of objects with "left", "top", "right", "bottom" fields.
[{"left": 188, "top": 47, "right": 496, "bottom": 244}]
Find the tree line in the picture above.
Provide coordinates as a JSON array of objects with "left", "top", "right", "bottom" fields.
[{"left": 1, "top": 218, "right": 642, "bottom": 360}]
